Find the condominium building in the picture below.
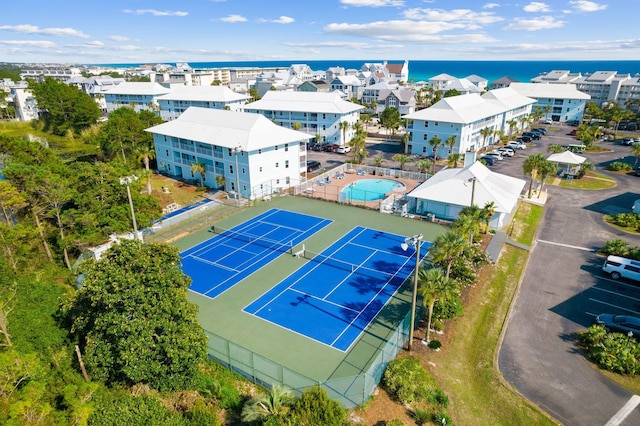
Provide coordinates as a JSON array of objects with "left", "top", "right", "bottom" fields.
[
  {"left": 103, "top": 82, "right": 171, "bottom": 114},
  {"left": 146, "top": 107, "right": 312, "bottom": 200},
  {"left": 243, "top": 91, "right": 364, "bottom": 145},
  {"left": 156, "top": 85, "right": 251, "bottom": 121},
  {"left": 509, "top": 83, "right": 590, "bottom": 123}
]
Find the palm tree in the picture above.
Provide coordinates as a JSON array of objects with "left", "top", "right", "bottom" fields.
[
  {"left": 523, "top": 154, "right": 546, "bottom": 198},
  {"left": 482, "top": 201, "right": 496, "bottom": 233},
  {"left": 453, "top": 205, "right": 482, "bottom": 244},
  {"left": 417, "top": 267, "right": 456, "bottom": 343},
  {"left": 506, "top": 119, "right": 518, "bottom": 137},
  {"left": 136, "top": 142, "right": 156, "bottom": 194},
  {"left": 446, "top": 135, "right": 457, "bottom": 155},
  {"left": 430, "top": 231, "right": 468, "bottom": 279},
  {"left": 480, "top": 127, "right": 493, "bottom": 148},
  {"left": 543, "top": 105, "right": 552, "bottom": 122},
  {"left": 402, "top": 132, "right": 411, "bottom": 154},
  {"left": 428, "top": 135, "right": 442, "bottom": 172},
  {"left": 339, "top": 121, "right": 350, "bottom": 146},
  {"left": 291, "top": 122, "right": 302, "bottom": 131},
  {"left": 190, "top": 161, "right": 206, "bottom": 187},
  {"left": 215, "top": 174, "right": 226, "bottom": 190},
  {"left": 447, "top": 153, "right": 462, "bottom": 168},
  {"left": 392, "top": 153, "right": 411, "bottom": 170},
  {"left": 349, "top": 132, "right": 367, "bottom": 163},
  {"left": 547, "top": 144, "right": 565, "bottom": 153},
  {"left": 372, "top": 155, "right": 386, "bottom": 168},
  {"left": 632, "top": 144, "right": 640, "bottom": 167},
  {"left": 241, "top": 384, "right": 294, "bottom": 423},
  {"left": 415, "top": 159, "right": 433, "bottom": 174}
]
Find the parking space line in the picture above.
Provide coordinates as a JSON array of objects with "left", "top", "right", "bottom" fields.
[
  {"left": 588, "top": 298, "right": 640, "bottom": 316},
  {"left": 536, "top": 239, "right": 595, "bottom": 251},
  {"left": 604, "top": 395, "right": 640, "bottom": 426},
  {"left": 592, "top": 286, "right": 640, "bottom": 303}
]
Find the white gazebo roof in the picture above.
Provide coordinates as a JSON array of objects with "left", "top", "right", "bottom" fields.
[{"left": 547, "top": 151, "right": 586, "bottom": 165}]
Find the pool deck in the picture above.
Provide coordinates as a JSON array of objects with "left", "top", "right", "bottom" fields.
[{"left": 303, "top": 171, "right": 422, "bottom": 209}]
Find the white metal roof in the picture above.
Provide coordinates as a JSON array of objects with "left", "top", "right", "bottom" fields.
[
  {"left": 408, "top": 161, "right": 526, "bottom": 213},
  {"left": 244, "top": 91, "right": 364, "bottom": 114},
  {"left": 145, "top": 106, "right": 312, "bottom": 151},
  {"left": 156, "top": 85, "right": 250, "bottom": 102},
  {"left": 103, "top": 82, "right": 171, "bottom": 96},
  {"left": 509, "top": 82, "right": 591, "bottom": 100},
  {"left": 547, "top": 151, "right": 586, "bottom": 165},
  {"left": 402, "top": 93, "right": 505, "bottom": 124},
  {"left": 482, "top": 87, "right": 537, "bottom": 110}
]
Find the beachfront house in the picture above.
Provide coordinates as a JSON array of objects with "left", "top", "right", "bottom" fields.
[
  {"left": 104, "top": 82, "right": 171, "bottom": 114},
  {"left": 147, "top": 107, "right": 312, "bottom": 200},
  {"left": 156, "top": 85, "right": 251, "bottom": 121},
  {"left": 402, "top": 87, "right": 535, "bottom": 157},
  {"left": 243, "top": 91, "right": 364, "bottom": 146},
  {"left": 509, "top": 82, "right": 589, "bottom": 123}
]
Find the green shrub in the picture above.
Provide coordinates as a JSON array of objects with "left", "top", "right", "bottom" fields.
[
  {"left": 433, "top": 411, "right": 453, "bottom": 425},
  {"left": 89, "top": 392, "right": 185, "bottom": 425},
  {"left": 289, "top": 386, "right": 348, "bottom": 426},
  {"left": 383, "top": 357, "right": 436, "bottom": 406},
  {"left": 428, "top": 340, "right": 442, "bottom": 350},
  {"left": 579, "top": 325, "right": 640, "bottom": 375},
  {"left": 413, "top": 407, "right": 431, "bottom": 425},
  {"left": 612, "top": 213, "right": 640, "bottom": 229},
  {"left": 428, "top": 388, "right": 450, "bottom": 408},
  {"left": 433, "top": 294, "right": 463, "bottom": 321},
  {"left": 386, "top": 419, "right": 406, "bottom": 426},
  {"left": 600, "top": 239, "right": 630, "bottom": 257},
  {"left": 608, "top": 161, "right": 632, "bottom": 171}
]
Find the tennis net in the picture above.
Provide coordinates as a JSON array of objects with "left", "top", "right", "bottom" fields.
[
  {"left": 301, "top": 249, "right": 398, "bottom": 281},
  {"left": 211, "top": 225, "right": 293, "bottom": 254}
]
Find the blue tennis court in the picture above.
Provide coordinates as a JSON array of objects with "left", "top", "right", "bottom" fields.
[
  {"left": 244, "top": 226, "right": 432, "bottom": 352},
  {"left": 181, "top": 209, "right": 332, "bottom": 299}
]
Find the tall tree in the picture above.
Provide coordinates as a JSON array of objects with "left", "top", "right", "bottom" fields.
[
  {"left": 446, "top": 135, "right": 457, "bottom": 156},
  {"left": 480, "top": 127, "right": 493, "bottom": 148},
  {"left": 430, "top": 231, "right": 468, "bottom": 279},
  {"left": 190, "top": 162, "right": 206, "bottom": 187},
  {"left": 339, "top": 121, "right": 350, "bottom": 145},
  {"left": 523, "top": 153, "right": 546, "bottom": 198},
  {"left": 379, "top": 107, "right": 401, "bottom": 136},
  {"left": 391, "top": 153, "right": 411, "bottom": 170},
  {"left": 417, "top": 267, "right": 456, "bottom": 343},
  {"left": 428, "top": 135, "right": 442, "bottom": 173},
  {"left": 63, "top": 239, "right": 208, "bottom": 391}
]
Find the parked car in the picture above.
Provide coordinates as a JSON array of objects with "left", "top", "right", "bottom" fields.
[
  {"left": 595, "top": 314, "right": 640, "bottom": 336},
  {"left": 622, "top": 137, "right": 634, "bottom": 146},
  {"left": 479, "top": 155, "right": 497, "bottom": 165},
  {"left": 306, "top": 160, "right": 321, "bottom": 172},
  {"left": 544, "top": 119, "right": 553, "bottom": 125},
  {"left": 484, "top": 151, "right": 503, "bottom": 161},
  {"left": 323, "top": 143, "right": 339, "bottom": 152},
  {"left": 568, "top": 129, "right": 577, "bottom": 136},
  {"left": 336, "top": 145, "right": 351, "bottom": 154},
  {"left": 507, "top": 141, "right": 526, "bottom": 150},
  {"left": 518, "top": 135, "right": 532, "bottom": 143},
  {"left": 533, "top": 127, "right": 547, "bottom": 135},
  {"left": 524, "top": 132, "right": 541, "bottom": 140},
  {"left": 497, "top": 147, "right": 514, "bottom": 157}
]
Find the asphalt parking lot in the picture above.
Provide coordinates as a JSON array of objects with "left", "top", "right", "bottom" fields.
[{"left": 495, "top": 124, "right": 640, "bottom": 425}]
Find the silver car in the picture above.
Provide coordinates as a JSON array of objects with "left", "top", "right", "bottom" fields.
[{"left": 595, "top": 314, "right": 640, "bottom": 336}]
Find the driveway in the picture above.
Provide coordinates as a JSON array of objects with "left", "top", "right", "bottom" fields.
[{"left": 496, "top": 125, "right": 640, "bottom": 425}]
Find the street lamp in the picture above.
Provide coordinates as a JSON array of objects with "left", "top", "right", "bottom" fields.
[
  {"left": 233, "top": 146, "right": 242, "bottom": 207},
  {"left": 401, "top": 234, "right": 423, "bottom": 351},
  {"left": 119, "top": 175, "right": 142, "bottom": 242},
  {"left": 466, "top": 177, "right": 476, "bottom": 207}
]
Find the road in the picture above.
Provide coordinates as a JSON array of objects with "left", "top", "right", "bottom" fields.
[{"left": 494, "top": 125, "right": 640, "bottom": 425}]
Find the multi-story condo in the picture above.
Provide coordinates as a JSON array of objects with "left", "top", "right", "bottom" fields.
[
  {"left": 509, "top": 83, "right": 589, "bottom": 123},
  {"left": 156, "top": 86, "right": 251, "bottom": 121},
  {"left": 329, "top": 75, "right": 363, "bottom": 100},
  {"left": 243, "top": 91, "right": 364, "bottom": 145},
  {"left": 11, "top": 87, "right": 39, "bottom": 122},
  {"left": 531, "top": 69, "right": 640, "bottom": 109},
  {"left": 146, "top": 107, "right": 312, "bottom": 200},
  {"left": 20, "top": 67, "right": 83, "bottom": 83},
  {"left": 103, "top": 82, "right": 171, "bottom": 114},
  {"left": 402, "top": 87, "right": 535, "bottom": 157}
]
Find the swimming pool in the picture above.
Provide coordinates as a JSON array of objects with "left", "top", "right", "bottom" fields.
[{"left": 340, "top": 179, "right": 404, "bottom": 202}]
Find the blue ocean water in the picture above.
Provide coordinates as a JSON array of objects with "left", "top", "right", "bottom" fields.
[{"left": 91, "top": 60, "right": 640, "bottom": 84}]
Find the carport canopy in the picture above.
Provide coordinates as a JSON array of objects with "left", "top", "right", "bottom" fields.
[{"left": 547, "top": 150, "right": 586, "bottom": 165}]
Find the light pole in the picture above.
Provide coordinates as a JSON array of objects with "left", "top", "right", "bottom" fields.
[
  {"left": 233, "top": 146, "right": 242, "bottom": 207},
  {"left": 401, "top": 234, "right": 423, "bottom": 351},
  {"left": 119, "top": 175, "right": 142, "bottom": 242},
  {"left": 467, "top": 177, "right": 476, "bottom": 207}
]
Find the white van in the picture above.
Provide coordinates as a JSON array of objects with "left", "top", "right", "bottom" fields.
[{"left": 602, "top": 255, "right": 640, "bottom": 281}]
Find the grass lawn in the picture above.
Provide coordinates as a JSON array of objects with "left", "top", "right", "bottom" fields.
[
  {"left": 509, "top": 202, "right": 544, "bottom": 246},
  {"left": 557, "top": 170, "right": 616, "bottom": 190}
]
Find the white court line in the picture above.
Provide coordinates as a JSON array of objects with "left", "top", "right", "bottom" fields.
[
  {"left": 604, "top": 395, "right": 640, "bottom": 426},
  {"left": 536, "top": 239, "right": 595, "bottom": 252}
]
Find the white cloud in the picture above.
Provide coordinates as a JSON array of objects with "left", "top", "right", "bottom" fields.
[
  {"left": 0, "top": 40, "right": 56, "bottom": 48},
  {"left": 503, "top": 16, "right": 565, "bottom": 31},
  {"left": 258, "top": 16, "right": 295, "bottom": 24},
  {"left": 325, "top": 20, "right": 496, "bottom": 43},
  {"left": 483, "top": 3, "right": 500, "bottom": 9},
  {"left": 108, "top": 35, "right": 130, "bottom": 42},
  {"left": 0, "top": 24, "right": 90, "bottom": 38},
  {"left": 339, "top": 0, "right": 404, "bottom": 6},
  {"left": 218, "top": 14, "right": 248, "bottom": 23},
  {"left": 123, "top": 9, "right": 188, "bottom": 17},
  {"left": 524, "top": 2, "right": 551, "bottom": 12},
  {"left": 402, "top": 8, "right": 504, "bottom": 25},
  {"left": 569, "top": 1, "right": 607, "bottom": 12}
]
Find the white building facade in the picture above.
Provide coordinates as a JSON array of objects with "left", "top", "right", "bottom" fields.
[
  {"left": 157, "top": 86, "right": 251, "bottom": 121},
  {"left": 509, "top": 83, "right": 590, "bottom": 123},
  {"left": 402, "top": 88, "right": 535, "bottom": 158},
  {"left": 146, "top": 107, "right": 312, "bottom": 200},
  {"left": 104, "top": 82, "right": 171, "bottom": 114},
  {"left": 243, "top": 91, "right": 364, "bottom": 145}
]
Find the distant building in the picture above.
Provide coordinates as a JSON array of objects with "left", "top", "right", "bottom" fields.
[
  {"left": 20, "top": 67, "right": 83, "bottom": 83},
  {"left": 156, "top": 85, "right": 251, "bottom": 121},
  {"left": 297, "top": 80, "right": 332, "bottom": 93},
  {"left": 509, "top": 82, "right": 590, "bottom": 123},
  {"left": 329, "top": 75, "right": 363, "bottom": 100},
  {"left": 490, "top": 76, "right": 519, "bottom": 90},
  {"left": 377, "top": 88, "right": 416, "bottom": 115},
  {"left": 11, "top": 87, "right": 39, "bottom": 122},
  {"left": 103, "top": 82, "right": 171, "bottom": 114},
  {"left": 243, "top": 91, "right": 364, "bottom": 145},
  {"left": 146, "top": 107, "right": 312, "bottom": 200}
]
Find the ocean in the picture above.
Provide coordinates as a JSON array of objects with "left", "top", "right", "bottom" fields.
[{"left": 91, "top": 60, "right": 640, "bottom": 84}]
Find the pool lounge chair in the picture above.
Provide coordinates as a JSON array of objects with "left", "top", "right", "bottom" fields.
[
  {"left": 357, "top": 169, "right": 366, "bottom": 175},
  {"left": 316, "top": 179, "right": 325, "bottom": 186}
]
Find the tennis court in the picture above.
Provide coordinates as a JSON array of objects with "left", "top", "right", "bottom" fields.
[
  {"left": 181, "top": 208, "right": 332, "bottom": 298},
  {"left": 244, "top": 226, "right": 432, "bottom": 352}
]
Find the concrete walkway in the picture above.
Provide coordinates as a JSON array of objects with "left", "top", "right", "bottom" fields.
[{"left": 485, "top": 230, "right": 530, "bottom": 263}]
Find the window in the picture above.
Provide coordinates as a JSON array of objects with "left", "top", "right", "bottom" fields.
[
  {"left": 423, "top": 134, "right": 428, "bottom": 140},
  {"left": 285, "top": 144, "right": 288, "bottom": 152},
  {"left": 422, "top": 146, "right": 426, "bottom": 153},
  {"left": 285, "top": 160, "right": 289, "bottom": 168},
  {"left": 425, "top": 122, "right": 429, "bottom": 128},
  {"left": 286, "top": 177, "right": 290, "bottom": 184},
  {"left": 229, "top": 165, "right": 234, "bottom": 174},
  {"left": 276, "top": 162, "right": 279, "bottom": 168},
  {"left": 165, "top": 149, "right": 169, "bottom": 156},
  {"left": 258, "top": 149, "right": 262, "bottom": 154},
  {"left": 259, "top": 166, "right": 263, "bottom": 172},
  {"left": 275, "top": 145, "right": 278, "bottom": 151},
  {"left": 242, "top": 168, "right": 245, "bottom": 174}
]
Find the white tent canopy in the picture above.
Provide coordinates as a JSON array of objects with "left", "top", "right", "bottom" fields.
[{"left": 547, "top": 150, "right": 586, "bottom": 165}]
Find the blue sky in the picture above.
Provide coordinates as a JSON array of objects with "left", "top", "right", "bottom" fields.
[{"left": 0, "top": 0, "right": 635, "bottom": 64}]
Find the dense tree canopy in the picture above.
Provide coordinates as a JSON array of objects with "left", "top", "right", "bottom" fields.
[
  {"left": 30, "top": 78, "right": 101, "bottom": 136},
  {"left": 63, "top": 239, "right": 208, "bottom": 391}
]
